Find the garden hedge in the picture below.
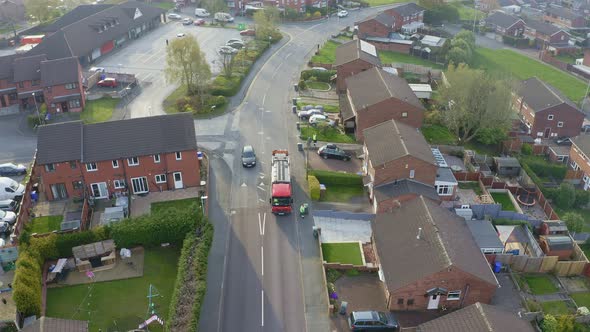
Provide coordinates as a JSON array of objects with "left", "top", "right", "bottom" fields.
[
  {"left": 300, "top": 69, "right": 336, "bottom": 83},
  {"left": 308, "top": 175, "right": 321, "bottom": 200},
  {"left": 520, "top": 156, "right": 566, "bottom": 180},
  {"left": 309, "top": 170, "right": 363, "bottom": 186}
]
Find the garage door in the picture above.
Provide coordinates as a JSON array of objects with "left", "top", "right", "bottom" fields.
[
  {"left": 91, "top": 48, "right": 101, "bottom": 60},
  {"left": 100, "top": 40, "right": 114, "bottom": 55}
]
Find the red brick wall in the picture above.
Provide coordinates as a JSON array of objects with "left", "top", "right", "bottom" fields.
[
  {"left": 355, "top": 98, "right": 424, "bottom": 141},
  {"left": 357, "top": 20, "right": 392, "bottom": 39},
  {"left": 44, "top": 62, "right": 85, "bottom": 113},
  {"left": 370, "top": 41, "right": 412, "bottom": 54},
  {"left": 505, "top": 21, "right": 525, "bottom": 36},
  {"left": 549, "top": 30, "right": 570, "bottom": 44},
  {"left": 0, "top": 79, "right": 18, "bottom": 107},
  {"left": 337, "top": 59, "right": 379, "bottom": 92},
  {"left": 371, "top": 156, "right": 437, "bottom": 188},
  {"left": 386, "top": 267, "right": 497, "bottom": 310},
  {"left": 531, "top": 107, "right": 584, "bottom": 138},
  {"left": 383, "top": 9, "right": 424, "bottom": 31},
  {"left": 584, "top": 48, "right": 590, "bottom": 67}
]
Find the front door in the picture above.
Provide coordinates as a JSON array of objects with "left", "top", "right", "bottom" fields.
[
  {"left": 50, "top": 183, "right": 67, "bottom": 200},
  {"left": 173, "top": 172, "right": 183, "bottom": 189},
  {"left": 427, "top": 294, "right": 440, "bottom": 310},
  {"left": 61, "top": 102, "right": 69, "bottom": 112},
  {"left": 544, "top": 127, "right": 551, "bottom": 138},
  {"left": 131, "top": 177, "right": 149, "bottom": 194},
  {"left": 90, "top": 182, "right": 108, "bottom": 199}
]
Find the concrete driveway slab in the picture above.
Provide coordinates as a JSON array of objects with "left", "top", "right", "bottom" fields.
[{"left": 309, "top": 152, "right": 362, "bottom": 173}]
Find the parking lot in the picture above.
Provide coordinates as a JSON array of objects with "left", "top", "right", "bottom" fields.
[{"left": 0, "top": 114, "right": 37, "bottom": 165}]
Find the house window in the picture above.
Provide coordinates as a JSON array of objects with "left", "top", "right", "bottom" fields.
[
  {"left": 69, "top": 161, "right": 77, "bottom": 169},
  {"left": 86, "top": 163, "right": 97, "bottom": 171},
  {"left": 32, "top": 80, "right": 40, "bottom": 86},
  {"left": 155, "top": 174, "right": 167, "bottom": 184},
  {"left": 45, "top": 163, "right": 55, "bottom": 172},
  {"left": 537, "top": 132, "right": 543, "bottom": 137},
  {"left": 114, "top": 179, "right": 126, "bottom": 189},
  {"left": 153, "top": 154, "right": 160, "bottom": 163},
  {"left": 175, "top": 152, "right": 182, "bottom": 160},
  {"left": 447, "top": 291, "right": 461, "bottom": 300},
  {"left": 407, "top": 299, "right": 414, "bottom": 305},
  {"left": 401, "top": 112, "right": 408, "bottom": 118},
  {"left": 409, "top": 169, "right": 415, "bottom": 178},
  {"left": 572, "top": 161, "right": 580, "bottom": 171},
  {"left": 112, "top": 160, "right": 119, "bottom": 168},
  {"left": 397, "top": 298, "right": 404, "bottom": 305},
  {"left": 46, "top": 86, "right": 52, "bottom": 93},
  {"left": 72, "top": 180, "right": 83, "bottom": 190},
  {"left": 437, "top": 185, "right": 453, "bottom": 196},
  {"left": 548, "top": 114, "right": 554, "bottom": 120},
  {"left": 8, "top": 93, "right": 16, "bottom": 100},
  {"left": 65, "top": 83, "right": 77, "bottom": 89},
  {"left": 68, "top": 99, "right": 80, "bottom": 108},
  {"left": 557, "top": 121, "right": 563, "bottom": 128},
  {"left": 127, "top": 157, "right": 139, "bottom": 166}
]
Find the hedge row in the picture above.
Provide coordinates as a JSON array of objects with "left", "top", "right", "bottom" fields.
[
  {"left": 308, "top": 175, "right": 321, "bottom": 201},
  {"left": 308, "top": 170, "right": 363, "bottom": 186},
  {"left": 520, "top": 156, "right": 566, "bottom": 180},
  {"left": 300, "top": 69, "right": 336, "bottom": 83}
]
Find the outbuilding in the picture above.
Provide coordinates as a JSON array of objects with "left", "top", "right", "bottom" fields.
[{"left": 493, "top": 157, "right": 521, "bottom": 176}]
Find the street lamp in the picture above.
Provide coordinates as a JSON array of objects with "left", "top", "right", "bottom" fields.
[
  {"left": 268, "top": 35, "right": 272, "bottom": 48},
  {"left": 200, "top": 196, "right": 208, "bottom": 215},
  {"left": 31, "top": 92, "right": 41, "bottom": 125}
]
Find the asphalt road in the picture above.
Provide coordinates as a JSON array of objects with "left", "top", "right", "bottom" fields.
[{"left": 0, "top": 114, "right": 37, "bottom": 165}]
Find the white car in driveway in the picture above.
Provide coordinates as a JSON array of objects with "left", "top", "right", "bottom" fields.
[
  {"left": 0, "top": 209, "right": 15, "bottom": 225},
  {"left": 177, "top": 32, "right": 186, "bottom": 37},
  {"left": 337, "top": 10, "right": 348, "bottom": 17},
  {"left": 309, "top": 114, "right": 335, "bottom": 126},
  {"left": 218, "top": 45, "right": 238, "bottom": 54},
  {"left": 167, "top": 13, "right": 182, "bottom": 20}
]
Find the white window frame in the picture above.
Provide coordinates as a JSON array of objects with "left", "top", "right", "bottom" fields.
[
  {"left": 447, "top": 290, "right": 461, "bottom": 300},
  {"left": 436, "top": 184, "right": 453, "bottom": 196},
  {"left": 112, "top": 160, "right": 119, "bottom": 168},
  {"left": 557, "top": 121, "right": 563, "bottom": 128},
  {"left": 547, "top": 114, "right": 554, "bottom": 120},
  {"left": 113, "top": 179, "right": 126, "bottom": 189},
  {"left": 86, "top": 163, "right": 98, "bottom": 172},
  {"left": 572, "top": 161, "right": 580, "bottom": 171},
  {"left": 45, "top": 163, "right": 55, "bottom": 172},
  {"left": 155, "top": 174, "right": 167, "bottom": 184},
  {"left": 175, "top": 152, "right": 182, "bottom": 160},
  {"left": 401, "top": 111, "right": 408, "bottom": 118},
  {"left": 153, "top": 154, "right": 161, "bottom": 163},
  {"left": 127, "top": 157, "right": 139, "bottom": 166},
  {"left": 130, "top": 176, "right": 149, "bottom": 194},
  {"left": 409, "top": 169, "right": 415, "bottom": 178}
]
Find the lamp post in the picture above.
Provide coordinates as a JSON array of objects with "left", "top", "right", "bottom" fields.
[
  {"left": 31, "top": 92, "right": 41, "bottom": 125},
  {"left": 200, "top": 196, "right": 208, "bottom": 215},
  {"left": 268, "top": 35, "right": 272, "bottom": 48}
]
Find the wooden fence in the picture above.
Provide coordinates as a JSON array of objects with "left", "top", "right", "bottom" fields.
[{"left": 13, "top": 152, "right": 38, "bottom": 237}]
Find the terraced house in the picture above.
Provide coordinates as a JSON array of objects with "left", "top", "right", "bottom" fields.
[
  {"left": 35, "top": 113, "right": 200, "bottom": 201},
  {"left": 569, "top": 135, "right": 590, "bottom": 190}
]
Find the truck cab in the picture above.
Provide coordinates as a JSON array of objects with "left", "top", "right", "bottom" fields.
[{"left": 270, "top": 150, "right": 292, "bottom": 215}]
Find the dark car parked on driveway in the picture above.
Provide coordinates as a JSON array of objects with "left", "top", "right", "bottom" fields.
[
  {"left": 349, "top": 311, "right": 399, "bottom": 331},
  {"left": 318, "top": 144, "right": 351, "bottom": 161},
  {"left": 0, "top": 163, "right": 26, "bottom": 176}
]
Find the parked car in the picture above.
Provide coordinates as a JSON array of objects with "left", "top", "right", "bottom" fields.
[
  {"left": 182, "top": 18, "right": 193, "bottom": 25},
  {"left": 227, "top": 38, "right": 244, "bottom": 44},
  {"left": 0, "top": 222, "right": 10, "bottom": 234},
  {"left": 318, "top": 144, "right": 351, "bottom": 161},
  {"left": 349, "top": 311, "right": 399, "bottom": 331},
  {"left": 214, "top": 12, "right": 234, "bottom": 22},
  {"left": 226, "top": 40, "right": 244, "bottom": 49},
  {"left": 177, "top": 32, "right": 186, "bottom": 37},
  {"left": 311, "top": 67, "right": 328, "bottom": 71},
  {"left": 241, "top": 145, "right": 257, "bottom": 167},
  {"left": 240, "top": 29, "right": 256, "bottom": 36},
  {"left": 194, "top": 18, "right": 206, "bottom": 26},
  {"left": 0, "top": 177, "right": 24, "bottom": 201},
  {"left": 97, "top": 78, "right": 118, "bottom": 87},
  {"left": 309, "top": 114, "right": 335, "bottom": 126},
  {"left": 89, "top": 67, "right": 105, "bottom": 73},
  {"left": 194, "top": 8, "right": 210, "bottom": 17},
  {"left": 337, "top": 10, "right": 348, "bottom": 17},
  {"left": 0, "top": 209, "right": 16, "bottom": 225},
  {"left": 298, "top": 108, "right": 324, "bottom": 120},
  {"left": 218, "top": 45, "right": 238, "bottom": 54},
  {"left": 167, "top": 13, "right": 182, "bottom": 20},
  {"left": 0, "top": 199, "right": 17, "bottom": 212},
  {"left": 0, "top": 163, "right": 26, "bottom": 176}
]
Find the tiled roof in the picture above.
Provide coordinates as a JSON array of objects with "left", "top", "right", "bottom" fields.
[
  {"left": 373, "top": 178, "right": 439, "bottom": 203},
  {"left": 356, "top": 11, "right": 395, "bottom": 27},
  {"left": 518, "top": 77, "right": 578, "bottom": 112},
  {"left": 0, "top": 54, "right": 17, "bottom": 80},
  {"left": 546, "top": 6, "right": 583, "bottom": 20},
  {"left": 485, "top": 11, "right": 523, "bottom": 29},
  {"left": 40, "top": 57, "right": 80, "bottom": 87},
  {"left": 524, "top": 18, "right": 564, "bottom": 36},
  {"left": 572, "top": 134, "right": 590, "bottom": 158},
  {"left": 41, "top": 4, "right": 113, "bottom": 32},
  {"left": 390, "top": 2, "right": 425, "bottom": 16},
  {"left": 12, "top": 54, "right": 46, "bottom": 82},
  {"left": 334, "top": 39, "right": 382, "bottom": 67}
]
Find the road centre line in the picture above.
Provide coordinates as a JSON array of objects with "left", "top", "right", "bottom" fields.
[
  {"left": 261, "top": 246, "right": 264, "bottom": 276},
  {"left": 261, "top": 291, "right": 265, "bottom": 327},
  {"left": 262, "top": 93, "right": 267, "bottom": 106},
  {"left": 258, "top": 213, "right": 266, "bottom": 236}
]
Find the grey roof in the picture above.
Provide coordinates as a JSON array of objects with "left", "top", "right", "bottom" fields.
[
  {"left": 417, "top": 302, "right": 535, "bottom": 332},
  {"left": 339, "top": 94, "right": 355, "bottom": 121},
  {"left": 573, "top": 232, "right": 590, "bottom": 243},
  {"left": 524, "top": 18, "right": 564, "bottom": 36},
  {"left": 572, "top": 134, "right": 590, "bottom": 158},
  {"left": 41, "top": 4, "right": 113, "bottom": 32},
  {"left": 0, "top": 54, "right": 17, "bottom": 80},
  {"left": 373, "top": 197, "right": 499, "bottom": 292},
  {"left": 391, "top": 2, "right": 425, "bottom": 16},
  {"left": 40, "top": 57, "right": 80, "bottom": 87},
  {"left": 356, "top": 11, "right": 395, "bottom": 27},
  {"left": 364, "top": 120, "right": 436, "bottom": 167},
  {"left": 346, "top": 67, "right": 424, "bottom": 112},
  {"left": 334, "top": 39, "right": 382, "bottom": 67},
  {"left": 485, "top": 11, "right": 523, "bottom": 29},
  {"left": 12, "top": 54, "right": 46, "bottom": 82},
  {"left": 26, "top": 30, "right": 75, "bottom": 60},
  {"left": 465, "top": 220, "right": 504, "bottom": 249},
  {"left": 374, "top": 178, "right": 439, "bottom": 203},
  {"left": 543, "top": 235, "right": 574, "bottom": 250},
  {"left": 436, "top": 167, "right": 457, "bottom": 184},
  {"left": 518, "top": 77, "right": 579, "bottom": 112},
  {"left": 36, "top": 113, "right": 197, "bottom": 164},
  {"left": 494, "top": 157, "right": 521, "bottom": 168},
  {"left": 543, "top": 220, "right": 568, "bottom": 231},
  {"left": 546, "top": 6, "right": 583, "bottom": 20},
  {"left": 22, "top": 317, "right": 88, "bottom": 332}
]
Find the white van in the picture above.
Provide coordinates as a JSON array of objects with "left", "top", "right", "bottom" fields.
[
  {"left": 214, "top": 12, "right": 234, "bottom": 22},
  {"left": 194, "top": 8, "right": 210, "bottom": 17},
  {"left": 0, "top": 177, "right": 25, "bottom": 201}
]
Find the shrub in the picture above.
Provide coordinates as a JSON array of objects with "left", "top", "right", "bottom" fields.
[
  {"left": 28, "top": 234, "right": 59, "bottom": 262},
  {"left": 298, "top": 79, "right": 307, "bottom": 91},
  {"left": 13, "top": 252, "right": 42, "bottom": 316},
  {"left": 554, "top": 182, "right": 576, "bottom": 209},
  {"left": 309, "top": 170, "right": 363, "bottom": 186},
  {"left": 540, "top": 314, "right": 559, "bottom": 332},
  {"left": 520, "top": 156, "right": 567, "bottom": 180},
  {"left": 301, "top": 69, "right": 336, "bottom": 83},
  {"left": 55, "top": 226, "right": 111, "bottom": 258},
  {"left": 521, "top": 144, "right": 533, "bottom": 155},
  {"left": 313, "top": 11, "right": 322, "bottom": 18},
  {"left": 210, "top": 75, "right": 242, "bottom": 97},
  {"left": 575, "top": 189, "right": 590, "bottom": 208},
  {"left": 562, "top": 212, "right": 584, "bottom": 234},
  {"left": 27, "top": 114, "right": 44, "bottom": 128},
  {"left": 308, "top": 175, "right": 321, "bottom": 200}
]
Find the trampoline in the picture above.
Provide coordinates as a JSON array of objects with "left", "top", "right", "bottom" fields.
[{"left": 516, "top": 188, "right": 536, "bottom": 206}]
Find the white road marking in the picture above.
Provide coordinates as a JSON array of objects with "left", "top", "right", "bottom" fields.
[
  {"left": 272, "top": 62, "right": 284, "bottom": 79},
  {"left": 257, "top": 186, "right": 266, "bottom": 192},
  {"left": 262, "top": 213, "right": 266, "bottom": 235},
  {"left": 261, "top": 246, "right": 264, "bottom": 276},
  {"left": 262, "top": 93, "right": 267, "bottom": 106},
  {"left": 241, "top": 182, "right": 247, "bottom": 187},
  {"left": 258, "top": 213, "right": 263, "bottom": 235},
  {"left": 261, "top": 291, "right": 265, "bottom": 327},
  {"left": 285, "top": 52, "right": 292, "bottom": 59}
]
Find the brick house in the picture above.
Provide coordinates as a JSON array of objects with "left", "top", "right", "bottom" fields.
[
  {"left": 0, "top": 54, "right": 18, "bottom": 113},
  {"left": 484, "top": 11, "right": 525, "bottom": 37},
  {"left": 523, "top": 19, "right": 570, "bottom": 47},
  {"left": 341, "top": 67, "right": 424, "bottom": 140},
  {"left": 334, "top": 39, "right": 382, "bottom": 93},
  {"left": 35, "top": 113, "right": 200, "bottom": 201},
  {"left": 372, "top": 178, "right": 440, "bottom": 213},
  {"left": 12, "top": 54, "right": 47, "bottom": 110},
  {"left": 373, "top": 197, "right": 499, "bottom": 311},
  {"left": 544, "top": 6, "right": 587, "bottom": 29},
  {"left": 569, "top": 135, "right": 590, "bottom": 190},
  {"left": 363, "top": 119, "right": 437, "bottom": 200},
  {"left": 417, "top": 302, "right": 535, "bottom": 331},
  {"left": 383, "top": 3, "right": 425, "bottom": 32},
  {"left": 584, "top": 48, "right": 590, "bottom": 66},
  {"left": 40, "top": 57, "right": 86, "bottom": 113},
  {"left": 513, "top": 77, "right": 583, "bottom": 139},
  {"left": 356, "top": 12, "right": 396, "bottom": 39}
]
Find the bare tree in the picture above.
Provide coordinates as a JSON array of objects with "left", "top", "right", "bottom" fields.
[
  {"left": 165, "top": 36, "right": 211, "bottom": 97},
  {"left": 218, "top": 51, "right": 235, "bottom": 78}
]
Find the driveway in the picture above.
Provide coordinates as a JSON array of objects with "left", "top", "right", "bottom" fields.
[
  {"left": 308, "top": 152, "right": 362, "bottom": 174},
  {"left": 0, "top": 113, "right": 38, "bottom": 165},
  {"left": 492, "top": 273, "right": 526, "bottom": 312}
]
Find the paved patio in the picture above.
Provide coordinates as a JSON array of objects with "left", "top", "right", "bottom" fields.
[
  {"left": 0, "top": 270, "right": 16, "bottom": 322},
  {"left": 314, "top": 210, "right": 373, "bottom": 243},
  {"left": 559, "top": 276, "right": 590, "bottom": 293},
  {"left": 308, "top": 151, "right": 362, "bottom": 174},
  {"left": 129, "top": 186, "right": 204, "bottom": 216}
]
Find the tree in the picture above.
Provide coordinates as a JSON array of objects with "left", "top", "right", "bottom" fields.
[
  {"left": 253, "top": 6, "right": 280, "bottom": 41},
  {"left": 437, "top": 64, "right": 513, "bottom": 143},
  {"left": 165, "top": 36, "right": 211, "bottom": 97},
  {"left": 475, "top": 127, "right": 507, "bottom": 145},
  {"left": 218, "top": 51, "right": 236, "bottom": 78},
  {"left": 563, "top": 212, "right": 584, "bottom": 235},
  {"left": 540, "top": 314, "right": 559, "bottom": 332},
  {"left": 203, "top": 0, "right": 227, "bottom": 15},
  {"left": 555, "top": 182, "right": 576, "bottom": 209},
  {"left": 25, "top": 0, "right": 60, "bottom": 23},
  {"left": 446, "top": 30, "right": 475, "bottom": 65},
  {"left": 454, "top": 30, "right": 476, "bottom": 50},
  {"left": 423, "top": 4, "right": 459, "bottom": 25}
]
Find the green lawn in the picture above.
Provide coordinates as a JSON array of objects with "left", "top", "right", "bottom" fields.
[
  {"left": 523, "top": 274, "right": 559, "bottom": 295},
  {"left": 365, "top": 0, "right": 407, "bottom": 6},
  {"left": 458, "top": 182, "right": 483, "bottom": 196},
  {"left": 421, "top": 124, "right": 457, "bottom": 145},
  {"left": 473, "top": 48, "right": 588, "bottom": 103},
  {"left": 81, "top": 97, "right": 119, "bottom": 123},
  {"left": 311, "top": 40, "right": 340, "bottom": 64},
  {"left": 306, "top": 81, "right": 331, "bottom": 91},
  {"left": 571, "top": 292, "right": 590, "bottom": 308},
  {"left": 300, "top": 125, "right": 356, "bottom": 143},
  {"left": 464, "top": 140, "right": 498, "bottom": 156},
  {"left": 321, "top": 242, "right": 363, "bottom": 265},
  {"left": 491, "top": 192, "right": 517, "bottom": 212},
  {"left": 454, "top": 3, "right": 483, "bottom": 21},
  {"left": 541, "top": 300, "right": 575, "bottom": 315},
  {"left": 151, "top": 198, "right": 200, "bottom": 214},
  {"left": 379, "top": 51, "right": 444, "bottom": 69},
  {"left": 323, "top": 184, "right": 365, "bottom": 202},
  {"left": 46, "top": 247, "right": 180, "bottom": 331},
  {"left": 297, "top": 102, "right": 339, "bottom": 113},
  {"left": 28, "top": 215, "right": 63, "bottom": 234},
  {"left": 153, "top": 2, "right": 175, "bottom": 9}
]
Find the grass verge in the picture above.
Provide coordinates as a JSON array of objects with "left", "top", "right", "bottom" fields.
[
  {"left": 28, "top": 215, "right": 63, "bottom": 234},
  {"left": 321, "top": 242, "right": 363, "bottom": 265},
  {"left": 421, "top": 124, "right": 457, "bottom": 145},
  {"left": 491, "top": 192, "right": 517, "bottom": 212},
  {"left": 151, "top": 198, "right": 200, "bottom": 214},
  {"left": 311, "top": 40, "right": 340, "bottom": 64},
  {"left": 323, "top": 183, "right": 365, "bottom": 202},
  {"left": 306, "top": 81, "right": 331, "bottom": 90},
  {"left": 523, "top": 274, "right": 559, "bottom": 295},
  {"left": 365, "top": 0, "right": 407, "bottom": 6},
  {"left": 300, "top": 125, "right": 356, "bottom": 143},
  {"left": 81, "top": 97, "right": 119, "bottom": 123}
]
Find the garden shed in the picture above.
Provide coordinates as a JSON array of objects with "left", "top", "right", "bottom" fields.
[
  {"left": 493, "top": 157, "right": 521, "bottom": 176},
  {"left": 539, "top": 235, "right": 574, "bottom": 260},
  {"left": 465, "top": 220, "right": 504, "bottom": 254}
]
